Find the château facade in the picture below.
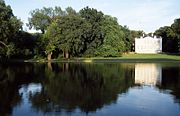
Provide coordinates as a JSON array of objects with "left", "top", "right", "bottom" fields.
[{"left": 135, "top": 36, "right": 162, "bottom": 54}]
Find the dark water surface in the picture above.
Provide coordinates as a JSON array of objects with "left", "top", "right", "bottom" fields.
[{"left": 0, "top": 62, "right": 180, "bottom": 116}]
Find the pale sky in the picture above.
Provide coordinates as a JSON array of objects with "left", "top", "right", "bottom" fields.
[{"left": 5, "top": 0, "right": 180, "bottom": 33}]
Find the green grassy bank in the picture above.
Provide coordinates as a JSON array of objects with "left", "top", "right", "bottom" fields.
[
  {"left": 73, "top": 54, "right": 180, "bottom": 63},
  {"left": 21, "top": 53, "right": 180, "bottom": 63},
  {"left": 121, "top": 54, "right": 180, "bottom": 60}
]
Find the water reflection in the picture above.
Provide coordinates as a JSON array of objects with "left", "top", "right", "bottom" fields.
[
  {"left": 0, "top": 63, "right": 180, "bottom": 116},
  {"left": 135, "top": 63, "right": 162, "bottom": 86}
]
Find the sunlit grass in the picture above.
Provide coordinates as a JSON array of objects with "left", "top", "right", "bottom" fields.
[
  {"left": 121, "top": 54, "right": 180, "bottom": 60},
  {"left": 83, "top": 59, "right": 93, "bottom": 63},
  {"left": 74, "top": 53, "right": 180, "bottom": 61}
]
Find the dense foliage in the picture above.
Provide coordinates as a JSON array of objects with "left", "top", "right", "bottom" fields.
[{"left": 27, "top": 6, "right": 138, "bottom": 59}]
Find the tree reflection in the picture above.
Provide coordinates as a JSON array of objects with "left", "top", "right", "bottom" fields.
[
  {"left": 30, "top": 63, "right": 135, "bottom": 114},
  {"left": 0, "top": 63, "right": 44, "bottom": 116}
]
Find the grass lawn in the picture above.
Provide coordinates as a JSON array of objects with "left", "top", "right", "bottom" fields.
[
  {"left": 121, "top": 54, "right": 180, "bottom": 60},
  {"left": 66, "top": 53, "right": 180, "bottom": 62}
]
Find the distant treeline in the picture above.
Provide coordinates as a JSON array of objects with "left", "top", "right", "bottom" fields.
[{"left": 0, "top": 0, "right": 179, "bottom": 61}]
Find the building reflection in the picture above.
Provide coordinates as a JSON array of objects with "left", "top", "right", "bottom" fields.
[{"left": 135, "top": 63, "right": 162, "bottom": 86}]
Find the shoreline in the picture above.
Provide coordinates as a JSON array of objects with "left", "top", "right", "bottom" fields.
[
  {"left": 8, "top": 58, "right": 180, "bottom": 63},
  {"left": 3, "top": 54, "right": 180, "bottom": 63}
]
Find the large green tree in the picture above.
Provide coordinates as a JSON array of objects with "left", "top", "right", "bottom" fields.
[
  {"left": 79, "top": 7, "right": 105, "bottom": 56},
  {"left": 57, "top": 14, "right": 91, "bottom": 58},
  {"left": 29, "top": 6, "right": 81, "bottom": 60},
  {"left": 44, "top": 7, "right": 107, "bottom": 59},
  {"left": 45, "top": 13, "right": 91, "bottom": 59},
  {"left": 0, "top": 0, "right": 22, "bottom": 58}
]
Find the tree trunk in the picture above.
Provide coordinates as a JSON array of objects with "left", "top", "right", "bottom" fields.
[
  {"left": 47, "top": 52, "right": 52, "bottom": 61},
  {"left": 65, "top": 51, "right": 69, "bottom": 59},
  {"left": 47, "top": 52, "right": 52, "bottom": 71}
]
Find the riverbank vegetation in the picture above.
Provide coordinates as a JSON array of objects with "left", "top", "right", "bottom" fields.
[{"left": 0, "top": 0, "right": 180, "bottom": 61}]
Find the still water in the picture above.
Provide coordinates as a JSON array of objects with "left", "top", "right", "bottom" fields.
[{"left": 0, "top": 62, "right": 180, "bottom": 116}]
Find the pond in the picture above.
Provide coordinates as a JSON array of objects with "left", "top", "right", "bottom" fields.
[{"left": 0, "top": 62, "right": 180, "bottom": 116}]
